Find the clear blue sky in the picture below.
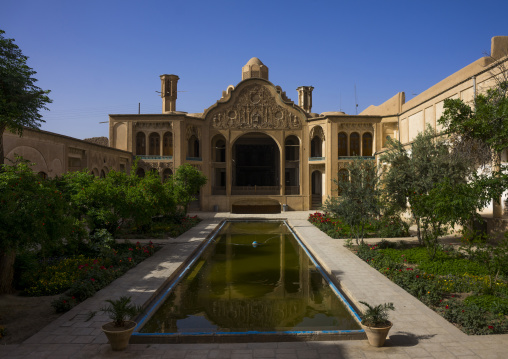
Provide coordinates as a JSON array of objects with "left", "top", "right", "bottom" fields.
[{"left": 2, "top": 0, "right": 508, "bottom": 139}]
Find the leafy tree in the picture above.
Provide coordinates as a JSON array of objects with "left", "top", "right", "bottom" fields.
[
  {"left": 380, "top": 126, "right": 476, "bottom": 258},
  {"left": 323, "top": 157, "right": 380, "bottom": 245},
  {"left": 62, "top": 165, "right": 176, "bottom": 235},
  {"left": 0, "top": 160, "right": 81, "bottom": 294},
  {"left": 439, "top": 79, "right": 508, "bottom": 217},
  {"left": 169, "top": 164, "right": 207, "bottom": 213},
  {"left": 0, "top": 29, "right": 51, "bottom": 165}
]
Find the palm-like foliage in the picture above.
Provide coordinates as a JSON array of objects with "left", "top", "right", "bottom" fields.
[
  {"left": 101, "top": 296, "right": 142, "bottom": 327},
  {"left": 359, "top": 301, "right": 395, "bottom": 327}
]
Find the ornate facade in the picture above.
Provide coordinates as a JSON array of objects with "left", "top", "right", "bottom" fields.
[
  {"left": 109, "top": 57, "right": 380, "bottom": 212},
  {"left": 109, "top": 36, "right": 508, "bottom": 215}
]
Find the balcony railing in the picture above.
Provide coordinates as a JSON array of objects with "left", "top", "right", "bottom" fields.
[
  {"left": 136, "top": 155, "right": 172, "bottom": 160},
  {"left": 186, "top": 156, "right": 202, "bottom": 161},
  {"left": 284, "top": 186, "right": 300, "bottom": 195},
  {"left": 309, "top": 157, "right": 325, "bottom": 161},
  {"left": 212, "top": 186, "right": 226, "bottom": 195},
  {"left": 338, "top": 156, "right": 375, "bottom": 160},
  {"left": 231, "top": 186, "right": 281, "bottom": 195}
]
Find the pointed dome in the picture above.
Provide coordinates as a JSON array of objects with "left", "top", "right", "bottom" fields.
[
  {"left": 246, "top": 57, "right": 264, "bottom": 66},
  {"left": 242, "top": 57, "right": 269, "bottom": 81}
]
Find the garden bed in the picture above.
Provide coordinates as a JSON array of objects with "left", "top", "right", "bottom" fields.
[{"left": 353, "top": 241, "right": 508, "bottom": 335}]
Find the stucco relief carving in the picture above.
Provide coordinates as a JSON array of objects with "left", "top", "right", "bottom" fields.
[
  {"left": 211, "top": 85, "right": 302, "bottom": 130},
  {"left": 138, "top": 160, "right": 173, "bottom": 171},
  {"left": 68, "top": 147, "right": 85, "bottom": 157},
  {"left": 186, "top": 125, "right": 201, "bottom": 140},
  {"left": 310, "top": 126, "right": 325, "bottom": 141},
  {"left": 339, "top": 122, "right": 374, "bottom": 133},
  {"left": 134, "top": 122, "right": 173, "bottom": 130}
]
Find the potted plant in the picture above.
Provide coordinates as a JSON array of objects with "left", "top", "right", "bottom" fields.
[
  {"left": 359, "top": 301, "right": 395, "bottom": 347},
  {"left": 100, "top": 296, "right": 142, "bottom": 351}
]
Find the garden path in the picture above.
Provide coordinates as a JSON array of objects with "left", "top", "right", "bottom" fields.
[{"left": 0, "top": 211, "right": 507, "bottom": 358}]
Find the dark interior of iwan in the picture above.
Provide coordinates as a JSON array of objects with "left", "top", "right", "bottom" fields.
[{"left": 232, "top": 133, "right": 280, "bottom": 187}]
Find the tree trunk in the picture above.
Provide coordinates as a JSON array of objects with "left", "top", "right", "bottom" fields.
[
  {"left": 0, "top": 249, "right": 16, "bottom": 294},
  {"left": 0, "top": 124, "right": 6, "bottom": 166}
]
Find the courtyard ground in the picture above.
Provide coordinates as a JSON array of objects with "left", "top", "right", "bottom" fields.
[{"left": 0, "top": 211, "right": 507, "bottom": 358}]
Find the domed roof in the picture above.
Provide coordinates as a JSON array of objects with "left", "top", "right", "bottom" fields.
[
  {"left": 245, "top": 57, "right": 264, "bottom": 66},
  {"left": 242, "top": 57, "right": 269, "bottom": 81}
]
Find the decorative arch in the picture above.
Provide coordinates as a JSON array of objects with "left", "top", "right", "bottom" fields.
[
  {"left": 211, "top": 134, "right": 226, "bottom": 162},
  {"left": 136, "top": 132, "right": 146, "bottom": 155},
  {"left": 149, "top": 132, "right": 160, "bottom": 156},
  {"left": 162, "top": 168, "right": 173, "bottom": 182},
  {"left": 362, "top": 132, "right": 373, "bottom": 156},
  {"left": 338, "top": 132, "right": 348, "bottom": 157},
  {"left": 337, "top": 168, "right": 349, "bottom": 195},
  {"left": 163, "top": 131, "right": 173, "bottom": 156},
  {"left": 350, "top": 132, "right": 360, "bottom": 156}
]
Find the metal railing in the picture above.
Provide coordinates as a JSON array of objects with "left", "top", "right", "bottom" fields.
[
  {"left": 338, "top": 156, "right": 375, "bottom": 160},
  {"left": 186, "top": 156, "right": 202, "bottom": 161},
  {"left": 231, "top": 186, "right": 281, "bottom": 195},
  {"left": 136, "top": 155, "right": 173, "bottom": 160},
  {"left": 309, "top": 157, "right": 325, "bottom": 161}
]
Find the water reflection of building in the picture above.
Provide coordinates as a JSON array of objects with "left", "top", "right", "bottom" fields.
[{"left": 143, "top": 223, "right": 359, "bottom": 332}]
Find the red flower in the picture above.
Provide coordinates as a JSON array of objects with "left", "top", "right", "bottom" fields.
[
  {"left": 91, "top": 278, "right": 95, "bottom": 282},
  {"left": 128, "top": 248, "right": 133, "bottom": 251},
  {"left": 63, "top": 300, "right": 66, "bottom": 304},
  {"left": 416, "top": 275, "right": 420, "bottom": 278},
  {"left": 445, "top": 305, "right": 449, "bottom": 309},
  {"left": 488, "top": 326, "right": 494, "bottom": 330}
]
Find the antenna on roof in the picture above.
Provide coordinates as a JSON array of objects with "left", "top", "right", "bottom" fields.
[
  {"left": 339, "top": 91, "right": 342, "bottom": 112},
  {"left": 354, "top": 84, "right": 359, "bottom": 115}
]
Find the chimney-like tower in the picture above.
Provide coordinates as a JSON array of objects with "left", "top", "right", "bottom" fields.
[
  {"left": 297, "top": 86, "right": 314, "bottom": 113},
  {"left": 160, "top": 74, "right": 179, "bottom": 112}
]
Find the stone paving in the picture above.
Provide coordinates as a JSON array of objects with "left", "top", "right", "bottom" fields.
[{"left": 1, "top": 211, "right": 507, "bottom": 358}]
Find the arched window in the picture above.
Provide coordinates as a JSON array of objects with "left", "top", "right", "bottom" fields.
[
  {"left": 311, "top": 136, "right": 322, "bottom": 157},
  {"left": 163, "top": 132, "right": 173, "bottom": 156},
  {"left": 188, "top": 135, "right": 200, "bottom": 158},
  {"left": 337, "top": 169, "right": 349, "bottom": 195},
  {"left": 350, "top": 132, "right": 360, "bottom": 156},
  {"left": 149, "top": 133, "right": 160, "bottom": 156},
  {"left": 362, "top": 132, "right": 373, "bottom": 156},
  {"left": 136, "top": 168, "right": 145, "bottom": 178},
  {"left": 163, "top": 168, "right": 173, "bottom": 182},
  {"left": 215, "top": 139, "right": 226, "bottom": 162},
  {"left": 38, "top": 171, "right": 47, "bottom": 179},
  {"left": 285, "top": 136, "right": 299, "bottom": 161},
  {"left": 136, "top": 132, "right": 146, "bottom": 155},
  {"left": 338, "top": 132, "right": 348, "bottom": 157},
  {"left": 100, "top": 169, "right": 106, "bottom": 178}
]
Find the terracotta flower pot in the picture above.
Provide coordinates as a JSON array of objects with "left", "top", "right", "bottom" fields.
[
  {"left": 101, "top": 320, "right": 136, "bottom": 351},
  {"left": 361, "top": 321, "right": 392, "bottom": 347}
]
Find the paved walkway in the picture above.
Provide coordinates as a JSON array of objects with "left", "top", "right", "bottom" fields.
[{"left": 1, "top": 211, "right": 507, "bottom": 358}]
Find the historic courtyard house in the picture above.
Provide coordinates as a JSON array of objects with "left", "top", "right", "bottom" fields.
[{"left": 3, "top": 36, "right": 508, "bottom": 217}]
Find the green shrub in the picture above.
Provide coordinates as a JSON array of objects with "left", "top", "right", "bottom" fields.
[{"left": 464, "top": 294, "right": 508, "bottom": 315}]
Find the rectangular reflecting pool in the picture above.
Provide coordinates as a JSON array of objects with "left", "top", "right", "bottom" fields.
[{"left": 133, "top": 220, "right": 364, "bottom": 343}]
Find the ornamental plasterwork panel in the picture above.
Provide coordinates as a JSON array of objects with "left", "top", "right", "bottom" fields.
[
  {"left": 210, "top": 84, "right": 302, "bottom": 130},
  {"left": 309, "top": 163, "right": 325, "bottom": 172},
  {"left": 134, "top": 122, "right": 173, "bottom": 130},
  {"left": 309, "top": 125, "right": 325, "bottom": 141},
  {"left": 68, "top": 147, "right": 85, "bottom": 157},
  {"left": 338, "top": 122, "right": 374, "bottom": 134},
  {"left": 186, "top": 125, "right": 201, "bottom": 140},
  {"left": 138, "top": 161, "right": 173, "bottom": 171}
]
